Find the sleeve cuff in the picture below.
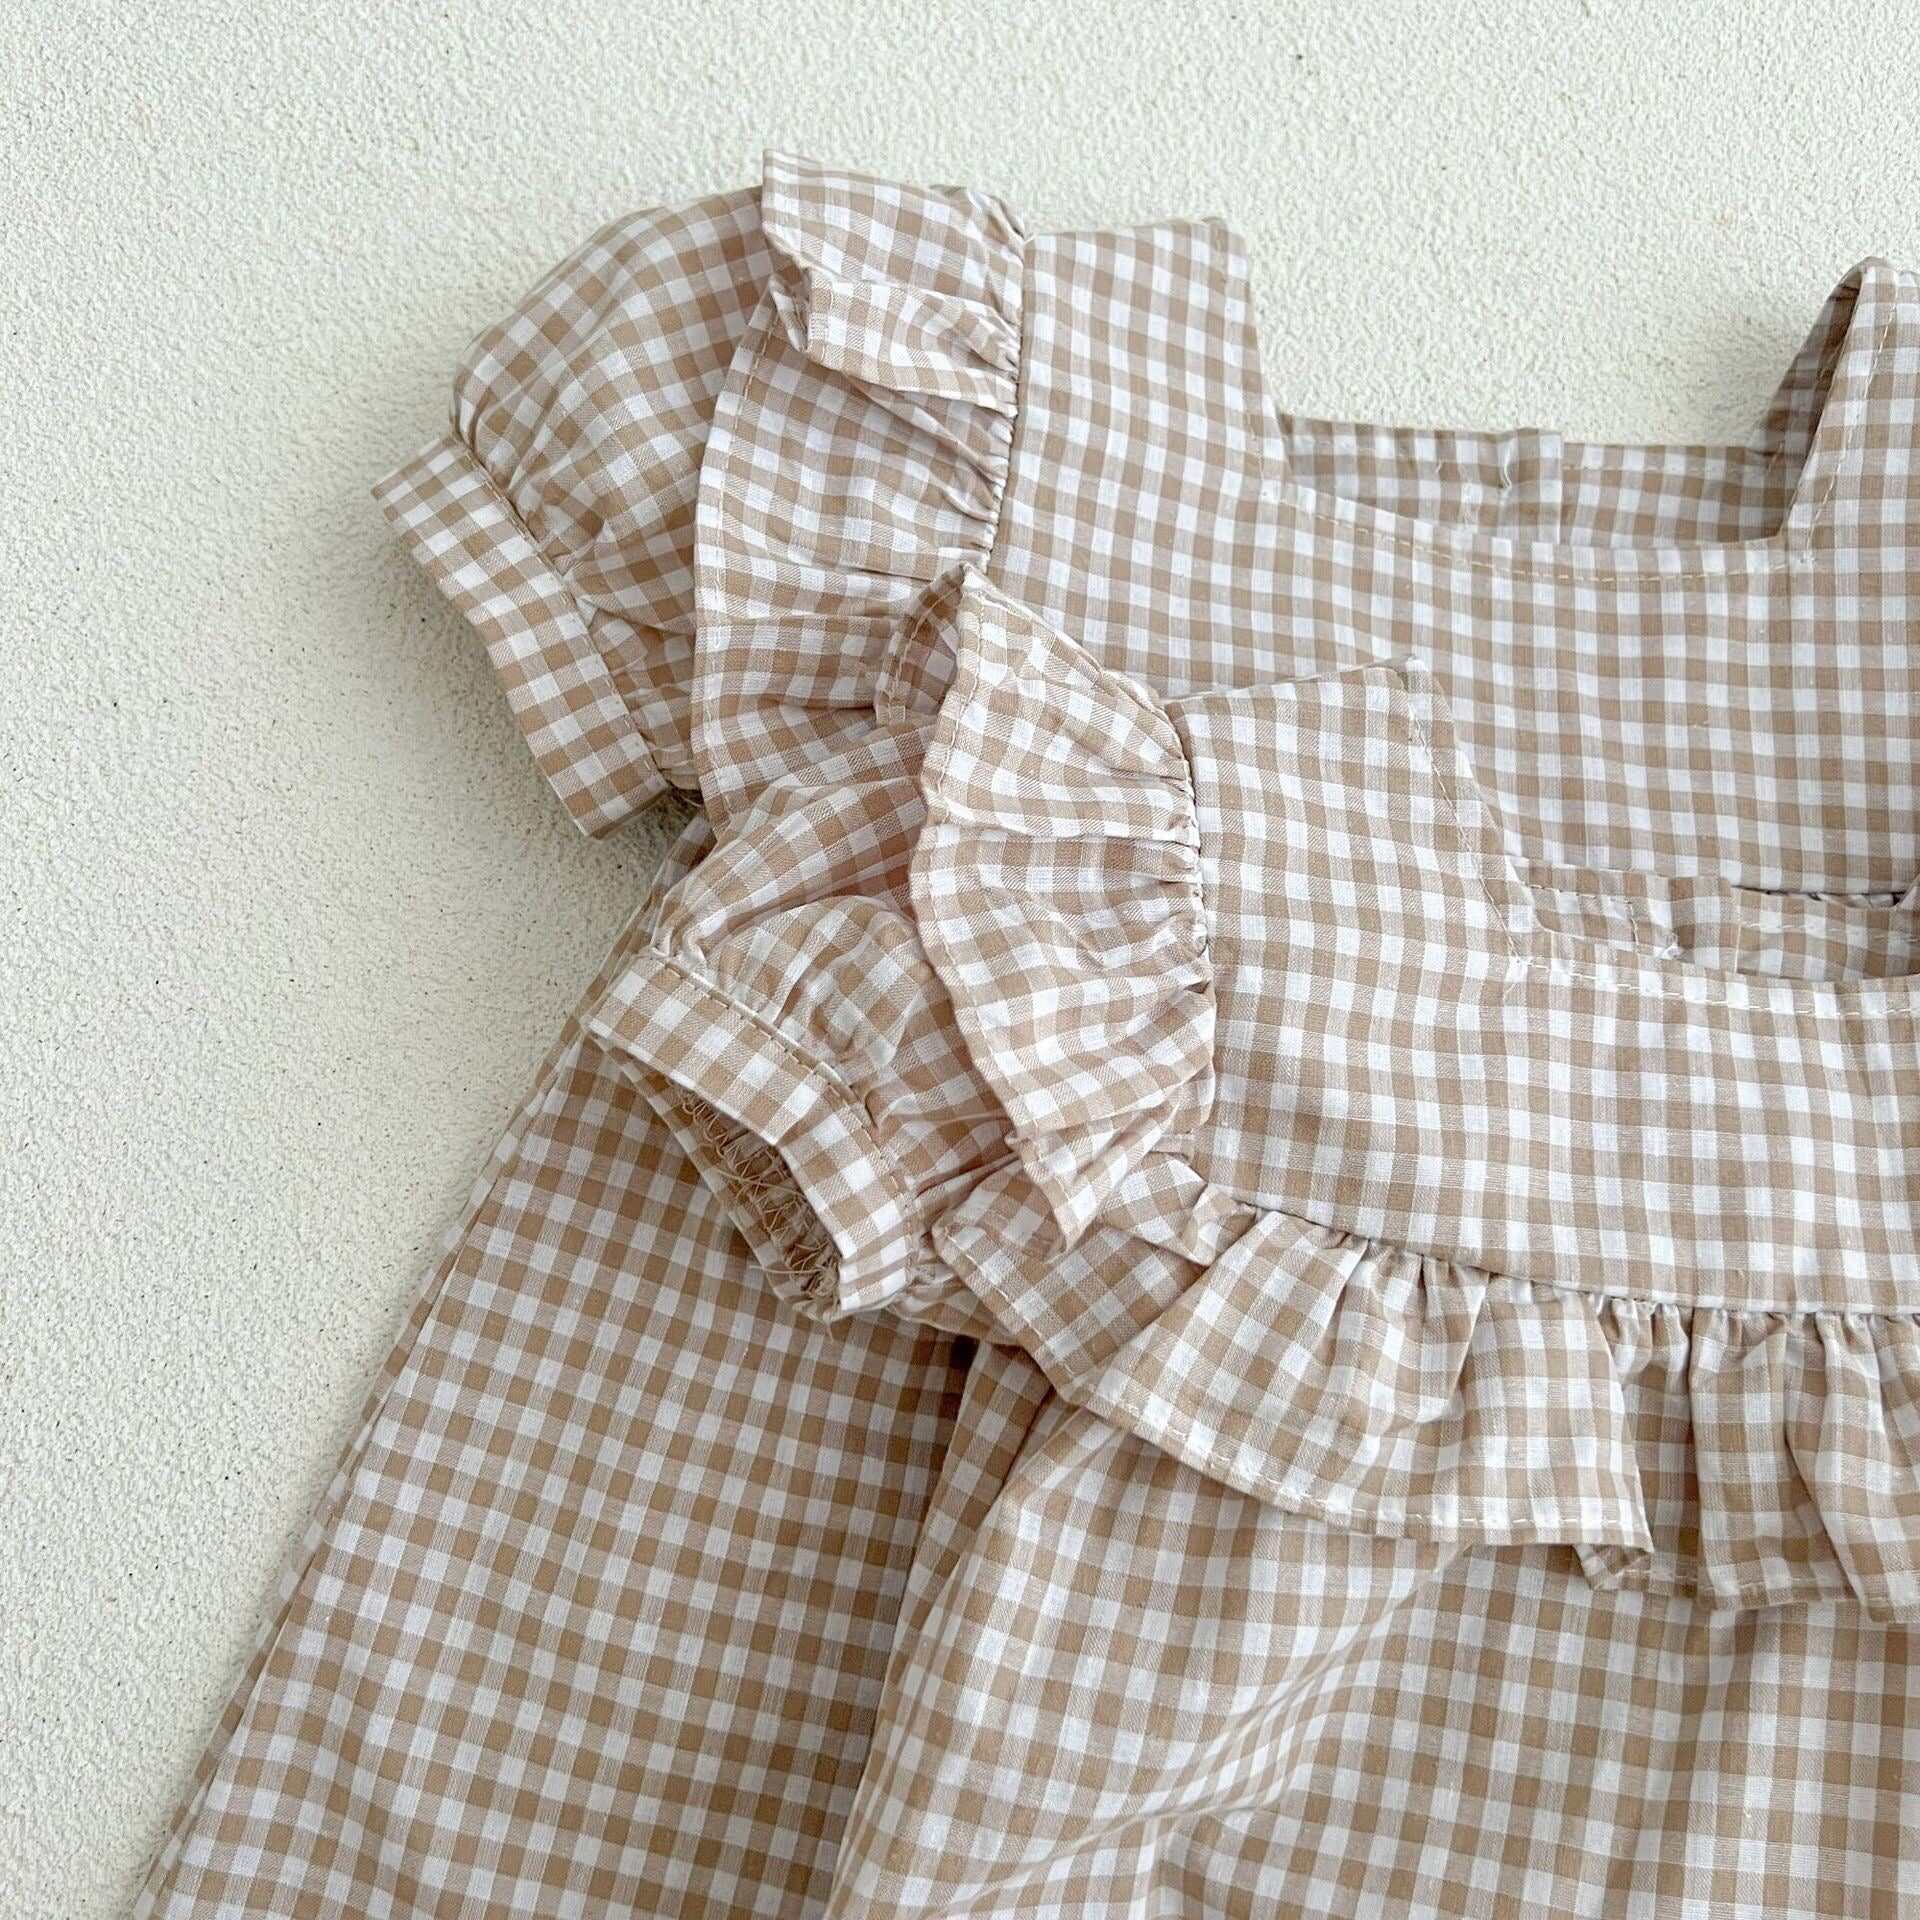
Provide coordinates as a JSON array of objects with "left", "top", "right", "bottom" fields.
[
  {"left": 372, "top": 432, "right": 670, "bottom": 836},
  {"left": 584, "top": 951, "right": 928, "bottom": 1317}
]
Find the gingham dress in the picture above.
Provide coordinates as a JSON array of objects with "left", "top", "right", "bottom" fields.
[{"left": 140, "top": 155, "right": 1920, "bottom": 1919}]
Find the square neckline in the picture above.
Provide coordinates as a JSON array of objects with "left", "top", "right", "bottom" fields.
[
  {"left": 1233, "top": 251, "right": 1905, "bottom": 580},
  {"left": 1201, "top": 243, "right": 1920, "bottom": 1014}
]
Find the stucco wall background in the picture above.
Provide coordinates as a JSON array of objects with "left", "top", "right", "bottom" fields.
[{"left": 5, "top": 2, "right": 1919, "bottom": 1912}]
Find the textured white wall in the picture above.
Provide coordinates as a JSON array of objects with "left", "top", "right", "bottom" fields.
[{"left": 6, "top": 2, "right": 1919, "bottom": 1911}]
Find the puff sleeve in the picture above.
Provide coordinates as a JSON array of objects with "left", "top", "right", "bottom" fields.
[
  {"left": 373, "top": 189, "right": 770, "bottom": 834},
  {"left": 581, "top": 569, "right": 1019, "bottom": 1328},
  {"left": 582, "top": 564, "right": 1218, "bottom": 1357}
]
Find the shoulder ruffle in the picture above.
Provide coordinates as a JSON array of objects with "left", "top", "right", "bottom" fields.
[
  {"left": 691, "top": 154, "right": 1027, "bottom": 821},
  {"left": 760, "top": 149, "right": 1023, "bottom": 404},
  {"left": 911, "top": 573, "right": 1215, "bottom": 1243},
  {"left": 375, "top": 189, "right": 771, "bottom": 833},
  {"left": 910, "top": 593, "right": 1920, "bottom": 1625}
]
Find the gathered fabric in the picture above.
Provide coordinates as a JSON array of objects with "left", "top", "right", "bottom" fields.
[
  {"left": 142, "top": 154, "right": 1920, "bottom": 1920},
  {"left": 914, "top": 573, "right": 1920, "bottom": 1621}
]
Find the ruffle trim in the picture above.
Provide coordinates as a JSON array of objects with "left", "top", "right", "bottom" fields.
[
  {"left": 935, "top": 1161, "right": 1920, "bottom": 1623},
  {"left": 910, "top": 581, "right": 1920, "bottom": 1622},
  {"left": 761, "top": 150, "right": 1023, "bottom": 406},
  {"left": 911, "top": 570, "right": 1215, "bottom": 1244},
  {"left": 691, "top": 155, "right": 1027, "bottom": 821},
  {"left": 581, "top": 645, "right": 1026, "bottom": 1334}
]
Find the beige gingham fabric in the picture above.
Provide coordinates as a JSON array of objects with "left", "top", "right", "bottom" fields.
[
  {"left": 143, "top": 151, "right": 1920, "bottom": 1918},
  {"left": 132, "top": 821, "right": 974, "bottom": 1920},
  {"left": 137, "top": 170, "right": 977, "bottom": 1920},
  {"left": 373, "top": 189, "right": 770, "bottom": 833},
  {"left": 911, "top": 574, "right": 1920, "bottom": 1614},
  {"left": 687, "top": 151, "right": 1025, "bottom": 825}
]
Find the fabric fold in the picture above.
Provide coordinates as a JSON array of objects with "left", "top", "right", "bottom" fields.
[
  {"left": 761, "top": 149, "right": 1023, "bottom": 404},
  {"left": 582, "top": 578, "right": 1020, "bottom": 1327},
  {"left": 937, "top": 1163, "right": 1920, "bottom": 1620},
  {"left": 586, "top": 947, "right": 924, "bottom": 1315},
  {"left": 375, "top": 434, "right": 674, "bottom": 832}
]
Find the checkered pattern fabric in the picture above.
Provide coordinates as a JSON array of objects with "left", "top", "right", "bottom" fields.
[
  {"left": 137, "top": 175, "right": 971, "bottom": 1920},
  {"left": 134, "top": 828, "right": 974, "bottom": 1920},
  {"left": 142, "top": 148, "right": 1920, "bottom": 1918},
  {"left": 689, "top": 153, "right": 1024, "bottom": 824},
  {"left": 904, "top": 580, "right": 1920, "bottom": 1615},
  {"left": 1178, "top": 664, "right": 1920, "bottom": 1304},
  {"left": 826, "top": 1412, "right": 1920, "bottom": 1919},
  {"left": 374, "top": 189, "right": 770, "bottom": 833}
]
